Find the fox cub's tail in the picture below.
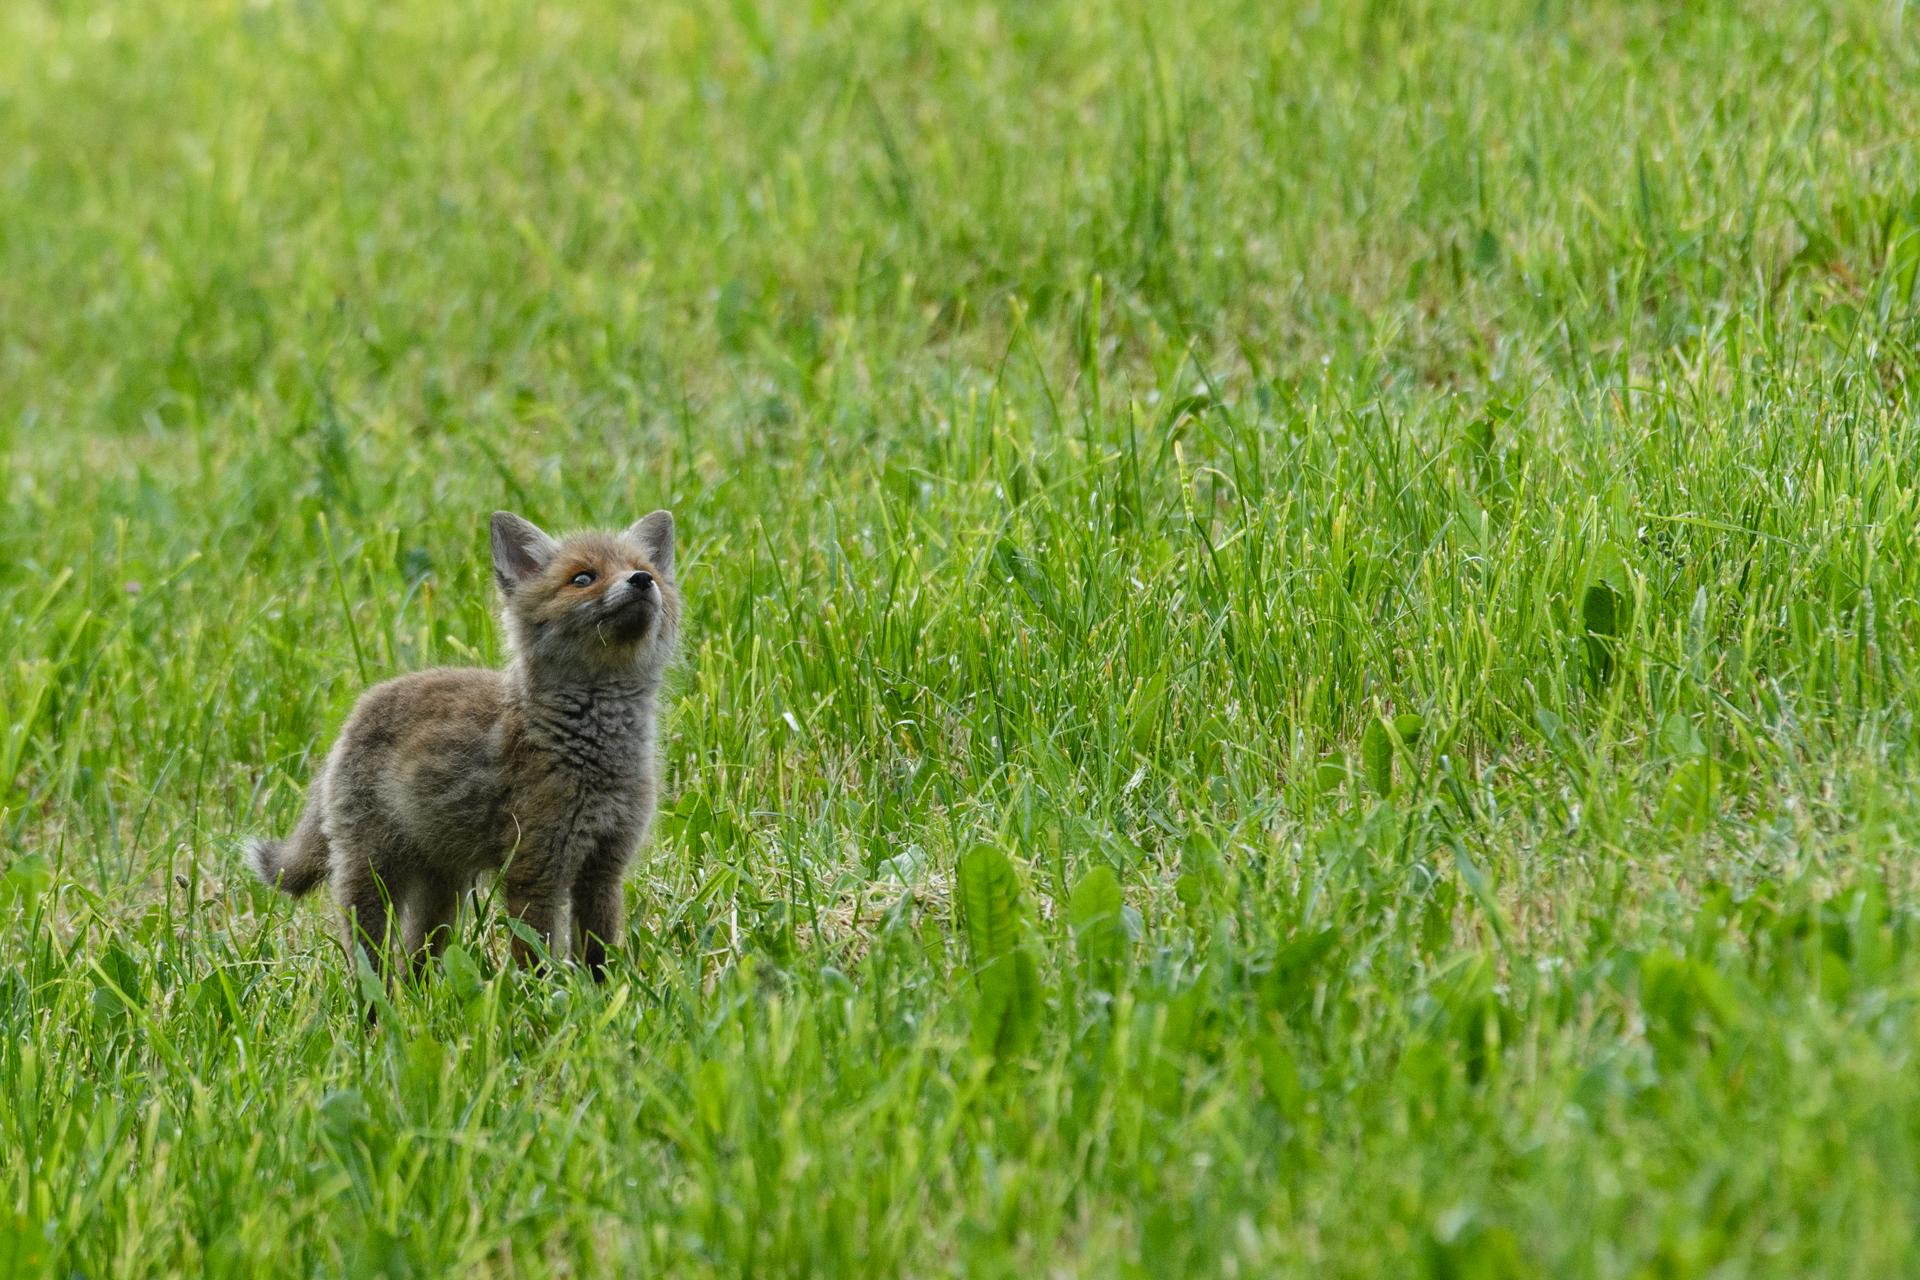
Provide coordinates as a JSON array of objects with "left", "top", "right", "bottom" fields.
[{"left": 248, "top": 795, "right": 331, "bottom": 898}]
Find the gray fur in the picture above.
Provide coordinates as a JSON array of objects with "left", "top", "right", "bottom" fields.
[{"left": 250, "top": 510, "right": 681, "bottom": 982}]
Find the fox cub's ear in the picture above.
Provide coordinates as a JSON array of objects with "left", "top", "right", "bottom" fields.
[
  {"left": 491, "top": 512, "right": 558, "bottom": 592},
  {"left": 627, "top": 510, "right": 675, "bottom": 577}
]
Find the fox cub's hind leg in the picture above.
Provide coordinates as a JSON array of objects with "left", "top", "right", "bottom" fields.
[
  {"left": 402, "top": 877, "right": 461, "bottom": 976},
  {"left": 338, "top": 865, "right": 463, "bottom": 980},
  {"left": 337, "top": 859, "right": 404, "bottom": 979}
]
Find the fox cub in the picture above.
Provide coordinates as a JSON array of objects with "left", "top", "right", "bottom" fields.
[{"left": 250, "top": 510, "right": 681, "bottom": 980}]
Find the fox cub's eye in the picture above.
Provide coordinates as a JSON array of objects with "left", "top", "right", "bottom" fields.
[{"left": 569, "top": 571, "right": 596, "bottom": 587}]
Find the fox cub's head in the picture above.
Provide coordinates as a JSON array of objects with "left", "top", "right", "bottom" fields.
[{"left": 490, "top": 510, "right": 681, "bottom": 678}]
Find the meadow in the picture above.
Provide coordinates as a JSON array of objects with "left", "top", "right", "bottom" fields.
[{"left": 4, "top": 0, "right": 1920, "bottom": 1274}]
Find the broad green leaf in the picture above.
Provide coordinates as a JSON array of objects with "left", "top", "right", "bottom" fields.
[
  {"left": 1362, "top": 717, "right": 1394, "bottom": 796},
  {"left": 96, "top": 943, "right": 146, "bottom": 1007},
  {"left": 1126, "top": 671, "right": 1169, "bottom": 754},
  {"left": 958, "top": 844, "right": 1040, "bottom": 1061},
  {"left": 0, "top": 854, "right": 53, "bottom": 910},
  {"left": 1312, "top": 752, "right": 1349, "bottom": 797},
  {"left": 1582, "top": 581, "right": 1626, "bottom": 687},
  {"left": 1660, "top": 712, "right": 1704, "bottom": 758},
  {"left": 972, "top": 947, "right": 1042, "bottom": 1060},
  {"left": 1068, "top": 865, "right": 1127, "bottom": 988},
  {"left": 1253, "top": 1032, "right": 1301, "bottom": 1117},
  {"left": 1175, "top": 870, "right": 1211, "bottom": 913},
  {"left": 957, "top": 843, "right": 1022, "bottom": 971},
  {"left": 1392, "top": 712, "right": 1425, "bottom": 747},
  {"left": 1260, "top": 927, "right": 1339, "bottom": 1016},
  {"left": 442, "top": 942, "right": 485, "bottom": 1003},
  {"left": 1660, "top": 756, "right": 1720, "bottom": 831}
]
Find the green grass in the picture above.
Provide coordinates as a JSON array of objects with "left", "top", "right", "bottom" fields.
[{"left": 5, "top": 0, "right": 1920, "bottom": 1274}]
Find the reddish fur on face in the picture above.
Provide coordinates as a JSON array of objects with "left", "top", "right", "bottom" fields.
[
  {"left": 495, "top": 517, "right": 682, "bottom": 674},
  {"left": 513, "top": 533, "right": 676, "bottom": 628},
  {"left": 250, "top": 509, "right": 681, "bottom": 998}
]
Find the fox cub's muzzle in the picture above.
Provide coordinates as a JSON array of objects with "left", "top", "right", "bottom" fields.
[{"left": 602, "top": 576, "right": 658, "bottom": 641}]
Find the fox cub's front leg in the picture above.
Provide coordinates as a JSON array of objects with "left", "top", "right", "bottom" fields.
[
  {"left": 571, "top": 841, "right": 630, "bottom": 981},
  {"left": 503, "top": 845, "right": 573, "bottom": 969}
]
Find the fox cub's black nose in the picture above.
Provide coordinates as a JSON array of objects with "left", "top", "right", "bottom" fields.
[{"left": 629, "top": 570, "right": 654, "bottom": 590}]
